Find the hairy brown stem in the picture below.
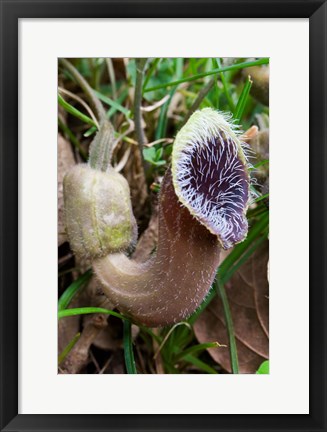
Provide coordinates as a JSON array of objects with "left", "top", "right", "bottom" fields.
[{"left": 94, "top": 170, "right": 221, "bottom": 327}]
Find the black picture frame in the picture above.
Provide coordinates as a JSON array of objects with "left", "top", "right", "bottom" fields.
[{"left": 1, "top": 1, "right": 326, "bottom": 431}]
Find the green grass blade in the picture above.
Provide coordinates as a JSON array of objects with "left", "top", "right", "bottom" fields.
[
  {"left": 58, "top": 307, "right": 126, "bottom": 321},
  {"left": 93, "top": 90, "right": 131, "bottom": 117},
  {"left": 175, "top": 57, "right": 184, "bottom": 77},
  {"left": 58, "top": 269, "right": 92, "bottom": 311},
  {"left": 164, "top": 363, "right": 180, "bottom": 374},
  {"left": 218, "top": 211, "right": 269, "bottom": 278},
  {"left": 234, "top": 75, "right": 253, "bottom": 122},
  {"left": 185, "top": 58, "right": 207, "bottom": 76},
  {"left": 139, "top": 326, "right": 161, "bottom": 344},
  {"left": 58, "top": 93, "right": 97, "bottom": 127},
  {"left": 84, "top": 88, "right": 129, "bottom": 137},
  {"left": 183, "top": 354, "right": 218, "bottom": 374},
  {"left": 144, "top": 58, "right": 269, "bottom": 93},
  {"left": 253, "top": 193, "right": 269, "bottom": 204},
  {"left": 250, "top": 159, "right": 269, "bottom": 171},
  {"left": 247, "top": 203, "right": 268, "bottom": 218},
  {"left": 215, "top": 58, "right": 235, "bottom": 112},
  {"left": 155, "top": 58, "right": 183, "bottom": 140},
  {"left": 154, "top": 322, "right": 192, "bottom": 362},
  {"left": 123, "top": 320, "right": 137, "bottom": 374},
  {"left": 175, "top": 342, "right": 222, "bottom": 362},
  {"left": 221, "top": 233, "right": 268, "bottom": 284},
  {"left": 155, "top": 87, "right": 176, "bottom": 140},
  {"left": 142, "top": 58, "right": 161, "bottom": 92},
  {"left": 58, "top": 332, "right": 81, "bottom": 365},
  {"left": 216, "top": 282, "right": 239, "bottom": 374}
]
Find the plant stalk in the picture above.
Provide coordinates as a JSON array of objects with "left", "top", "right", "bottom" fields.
[
  {"left": 216, "top": 281, "right": 239, "bottom": 374},
  {"left": 133, "top": 58, "right": 148, "bottom": 152},
  {"left": 182, "top": 78, "right": 216, "bottom": 126},
  {"left": 123, "top": 320, "right": 137, "bottom": 374}
]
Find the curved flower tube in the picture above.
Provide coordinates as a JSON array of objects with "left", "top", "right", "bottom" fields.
[{"left": 94, "top": 108, "right": 251, "bottom": 327}]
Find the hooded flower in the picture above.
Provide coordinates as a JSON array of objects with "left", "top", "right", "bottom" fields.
[{"left": 172, "top": 108, "right": 250, "bottom": 249}]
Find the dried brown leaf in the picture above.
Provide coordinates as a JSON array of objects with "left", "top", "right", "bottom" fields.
[
  {"left": 253, "top": 243, "right": 269, "bottom": 336},
  {"left": 194, "top": 241, "right": 269, "bottom": 373}
]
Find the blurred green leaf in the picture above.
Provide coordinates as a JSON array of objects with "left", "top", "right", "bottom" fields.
[
  {"left": 58, "top": 269, "right": 92, "bottom": 311},
  {"left": 58, "top": 93, "right": 97, "bottom": 128},
  {"left": 143, "top": 146, "right": 166, "bottom": 166},
  {"left": 58, "top": 333, "right": 81, "bottom": 365},
  {"left": 256, "top": 360, "right": 269, "bottom": 374}
]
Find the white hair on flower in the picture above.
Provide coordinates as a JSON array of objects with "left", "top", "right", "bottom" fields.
[{"left": 172, "top": 108, "right": 251, "bottom": 249}]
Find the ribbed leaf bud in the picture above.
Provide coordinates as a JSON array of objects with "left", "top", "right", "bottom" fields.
[{"left": 64, "top": 164, "right": 137, "bottom": 260}]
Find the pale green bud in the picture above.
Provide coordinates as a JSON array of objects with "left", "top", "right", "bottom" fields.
[{"left": 64, "top": 165, "right": 137, "bottom": 260}]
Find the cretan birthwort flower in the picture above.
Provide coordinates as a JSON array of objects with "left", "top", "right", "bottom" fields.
[
  {"left": 94, "top": 109, "right": 251, "bottom": 326},
  {"left": 61, "top": 59, "right": 251, "bottom": 327}
]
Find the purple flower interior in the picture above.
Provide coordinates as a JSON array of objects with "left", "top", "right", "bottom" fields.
[{"left": 178, "top": 134, "right": 249, "bottom": 247}]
